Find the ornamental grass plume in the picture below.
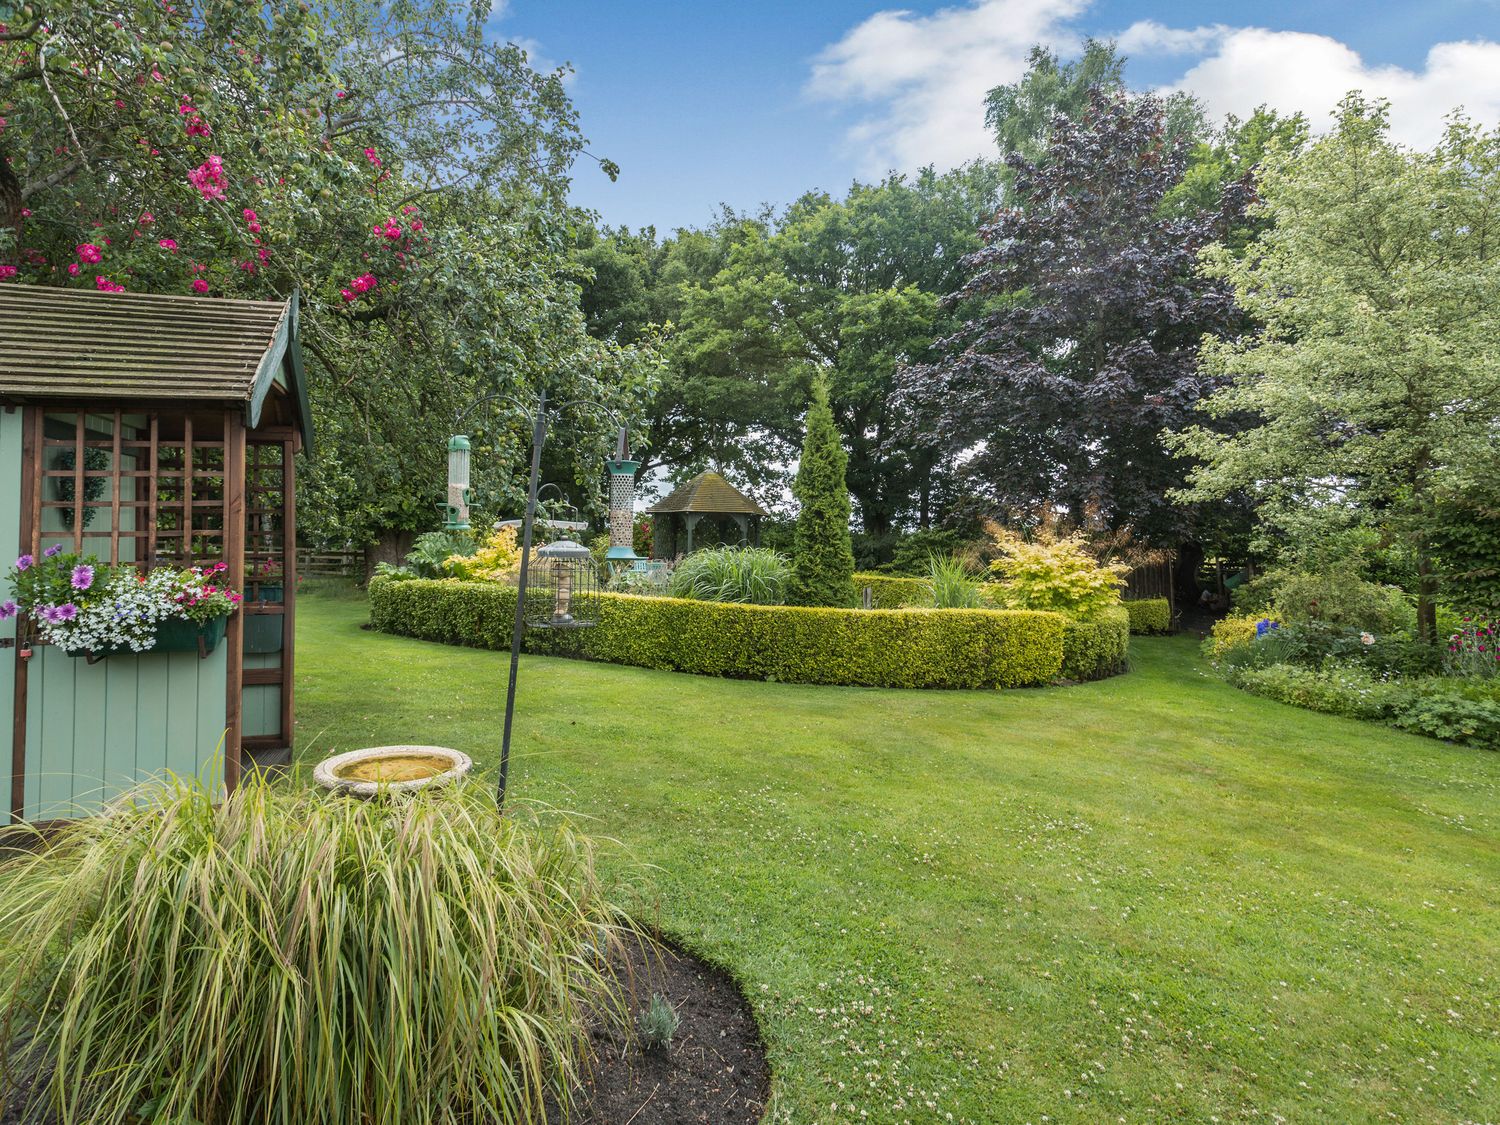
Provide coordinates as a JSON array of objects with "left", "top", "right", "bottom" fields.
[{"left": 0, "top": 777, "right": 631, "bottom": 1125}]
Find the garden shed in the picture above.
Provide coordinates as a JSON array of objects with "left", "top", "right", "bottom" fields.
[
  {"left": 646, "top": 470, "right": 767, "bottom": 558},
  {"left": 0, "top": 286, "right": 312, "bottom": 824}
]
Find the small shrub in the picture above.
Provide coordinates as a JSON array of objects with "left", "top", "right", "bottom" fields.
[
  {"left": 668, "top": 546, "right": 790, "bottom": 605},
  {"left": 1125, "top": 598, "right": 1171, "bottom": 634},
  {"left": 985, "top": 526, "right": 1127, "bottom": 619},
  {"left": 405, "top": 529, "right": 476, "bottom": 578},
  {"left": 611, "top": 565, "right": 671, "bottom": 596},
  {"left": 446, "top": 525, "right": 527, "bottom": 583},
  {"left": 636, "top": 993, "right": 681, "bottom": 1053},
  {"left": 1203, "top": 614, "right": 1276, "bottom": 662},
  {"left": 1234, "top": 566, "right": 1413, "bottom": 633},
  {"left": 926, "top": 553, "right": 984, "bottom": 609},
  {"left": 1, "top": 778, "right": 629, "bottom": 1125}
]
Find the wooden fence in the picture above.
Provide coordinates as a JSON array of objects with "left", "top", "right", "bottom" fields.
[{"left": 296, "top": 549, "right": 361, "bottom": 578}]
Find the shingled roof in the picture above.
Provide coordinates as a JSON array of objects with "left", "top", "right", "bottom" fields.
[
  {"left": 0, "top": 285, "right": 312, "bottom": 447},
  {"left": 646, "top": 470, "right": 767, "bottom": 516}
]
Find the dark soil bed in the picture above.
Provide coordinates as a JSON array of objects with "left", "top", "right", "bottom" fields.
[
  {"left": 569, "top": 934, "right": 769, "bottom": 1124},
  {"left": 2, "top": 935, "right": 769, "bottom": 1125}
]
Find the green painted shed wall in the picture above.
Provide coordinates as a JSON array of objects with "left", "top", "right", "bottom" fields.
[
  {"left": 21, "top": 645, "right": 227, "bottom": 822},
  {"left": 0, "top": 411, "right": 20, "bottom": 819}
]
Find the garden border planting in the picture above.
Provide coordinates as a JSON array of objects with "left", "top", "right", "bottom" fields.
[
  {"left": 1124, "top": 598, "right": 1171, "bottom": 635},
  {"left": 367, "top": 578, "right": 1127, "bottom": 688}
]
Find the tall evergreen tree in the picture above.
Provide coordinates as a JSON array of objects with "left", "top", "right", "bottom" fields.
[{"left": 788, "top": 376, "right": 856, "bottom": 607}]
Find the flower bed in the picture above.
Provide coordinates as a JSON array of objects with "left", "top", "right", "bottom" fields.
[
  {"left": 3, "top": 548, "right": 242, "bottom": 657},
  {"left": 368, "top": 578, "right": 1099, "bottom": 689}
]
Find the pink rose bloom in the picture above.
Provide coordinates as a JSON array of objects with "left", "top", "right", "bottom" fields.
[
  {"left": 363, "top": 147, "right": 381, "bottom": 167},
  {"left": 95, "top": 275, "right": 125, "bottom": 293},
  {"left": 248, "top": 221, "right": 261, "bottom": 234},
  {"left": 158, "top": 238, "right": 177, "bottom": 251},
  {"left": 0, "top": 265, "right": 16, "bottom": 279},
  {"left": 410, "top": 219, "right": 424, "bottom": 232},
  {"left": 340, "top": 288, "right": 354, "bottom": 302},
  {"left": 190, "top": 278, "right": 210, "bottom": 293},
  {"left": 76, "top": 243, "right": 103, "bottom": 264},
  {"left": 187, "top": 155, "right": 226, "bottom": 201},
  {"left": 67, "top": 263, "right": 80, "bottom": 276},
  {"left": 374, "top": 218, "right": 402, "bottom": 240}
]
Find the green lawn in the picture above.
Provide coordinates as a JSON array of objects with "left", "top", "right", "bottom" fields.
[{"left": 295, "top": 590, "right": 1500, "bottom": 1124}]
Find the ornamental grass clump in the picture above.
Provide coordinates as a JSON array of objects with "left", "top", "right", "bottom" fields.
[
  {"left": 668, "top": 546, "right": 790, "bottom": 605},
  {"left": 925, "top": 552, "right": 984, "bottom": 609},
  {"left": 0, "top": 777, "right": 628, "bottom": 1125}
]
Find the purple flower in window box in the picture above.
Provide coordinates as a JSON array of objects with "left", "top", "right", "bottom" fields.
[
  {"left": 56, "top": 603, "right": 78, "bottom": 621},
  {"left": 43, "top": 544, "right": 62, "bottom": 558},
  {"left": 14, "top": 554, "right": 33, "bottom": 571},
  {"left": 0, "top": 600, "right": 15, "bottom": 620},
  {"left": 38, "top": 605, "right": 61, "bottom": 624},
  {"left": 70, "top": 563, "right": 94, "bottom": 591}
]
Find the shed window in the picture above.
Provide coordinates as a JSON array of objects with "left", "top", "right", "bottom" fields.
[{"left": 36, "top": 408, "right": 230, "bottom": 568}]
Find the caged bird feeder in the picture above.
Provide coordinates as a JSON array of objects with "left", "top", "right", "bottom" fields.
[{"left": 526, "top": 538, "right": 600, "bottom": 630}]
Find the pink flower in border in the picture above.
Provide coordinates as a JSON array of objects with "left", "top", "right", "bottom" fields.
[
  {"left": 76, "top": 243, "right": 103, "bottom": 264},
  {"left": 190, "top": 278, "right": 210, "bottom": 294},
  {"left": 158, "top": 238, "right": 178, "bottom": 251},
  {"left": 0, "top": 265, "right": 16, "bottom": 280},
  {"left": 95, "top": 275, "right": 125, "bottom": 293},
  {"left": 67, "top": 263, "right": 80, "bottom": 276},
  {"left": 339, "top": 288, "right": 354, "bottom": 302}
]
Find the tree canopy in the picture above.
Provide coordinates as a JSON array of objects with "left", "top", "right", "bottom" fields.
[
  {"left": 1, "top": 0, "right": 654, "bottom": 552},
  {"left": 1167, "top": 96, "right": 1500, "bottom": 637}
]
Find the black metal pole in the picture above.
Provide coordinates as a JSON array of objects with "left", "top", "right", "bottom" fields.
[{"left": 498, "top": 390, "right": 547, "bottom": 810}]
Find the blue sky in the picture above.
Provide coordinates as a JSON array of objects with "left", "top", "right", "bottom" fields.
[{"left": 495, "top": 0, "right": 1500, "bottom": 233}]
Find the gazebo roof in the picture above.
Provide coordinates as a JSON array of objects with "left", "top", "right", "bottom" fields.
[
  {"left": 0, "top": 285, "right": 313, "bottom": 450},
  {"left": 646, "top": 470, "right": 767, "bottom": 517}
]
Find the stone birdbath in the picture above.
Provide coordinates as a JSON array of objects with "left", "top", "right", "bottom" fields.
[{"left": 313, "top": 745, "right": 472, "bottom": 798}]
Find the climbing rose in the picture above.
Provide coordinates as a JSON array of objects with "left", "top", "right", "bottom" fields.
[
  {"left": 95, "top": 276, "right": 125, "bottom": 293},
  {"left": 66, "top": 264, "right": 80, "bottom": 276},
  {"left": 0, "top": 265, "right": 15, "bottom": 280},
  {"left": 349, "top": 272, "right": 377, "bottom": 293},
  {"left": 190, "top": 278, "right": 210, "bottom": 293},
  {"left": 76, "top": 243, "right": 102, "bottom": 263},
  {"left": 158, "top": 238, "right": 177, "bottom": 251},
  {"left": 374, "top": 217, "right": 402, "bottom": 240},
  {"left": 363, "top": 147, "right": 381, "bottom": 167},
  {"left": 188, "top": 155, "right": 226, "bottom": 201},
  {"left": 339, "top": 288, "right": 354, "bottom": 302}
]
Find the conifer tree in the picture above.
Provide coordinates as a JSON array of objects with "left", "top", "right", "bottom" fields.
[{"left": 788, "top": 376, "right": 856, "bottom": 607}]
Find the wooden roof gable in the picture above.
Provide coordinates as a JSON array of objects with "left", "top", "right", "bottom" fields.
[
  {"left": 646, "top": 470, "right": 768, "bottom": 516},
  {"left": 0, "top": 285, "right": 312, "bottom": 450}
]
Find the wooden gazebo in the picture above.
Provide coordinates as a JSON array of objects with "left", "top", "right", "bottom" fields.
[
  {"left": 646, "top": 470, "right": 767, "bottom": 559},
  {"left": 0, "top": 286, "right": 312, "bottom": 824}
]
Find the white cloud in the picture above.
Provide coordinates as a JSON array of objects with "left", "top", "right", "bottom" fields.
[
  {"left": 809, "top": 2, "right": 1500, "bottom": 175},
  {"left": 1115, "top": 20, "right": 1227, "bottom": 57},
  {"left": 808, "top": 0, "right": 1089, "bottom": 176},
  {"left": 1160, "top": 29, "right": 1500, "bottom": 148}
]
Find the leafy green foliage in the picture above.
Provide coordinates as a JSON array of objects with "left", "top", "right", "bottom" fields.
[
  {"left": 1170, "top": 97, "right": 1500, "bottom": 641},
  {"left": 1233, "top": 566, "right": 1413, "bottom": 633},
  {"left": 1060, "top": 607, "right": 1131, "bottom": 682},
  {"left": 667, "top": 546, "right": 790, "bottom": 605},
  {"left": 369, "top": 578, "right": 1076, "bottom": 689},
  {"left": 405, "top": 530, "right": 476, "bottom": 579},
  {"left": 788, "top": 377, "right": 856, "bottom": 607},
  {"left": 1, "top": 0, "right": 655, "bottom": 551},
  {"left": 852, "top": 572, "right": 930, "bottom": 609},
  {"left": 925, "top": 553, "right": 984, "bottom": 609},
  {"left": 985, "top": 527, "right": 1127, "bottom": 620},
  {"left": 0, "top": 777, "right": 629, "bottom": 1125},
  {"left": 1125, "top": 599, "right": 1172, "bottom": 635},
  {"left": 636, "top": 993, "right": 681, "bottom": 1053}
]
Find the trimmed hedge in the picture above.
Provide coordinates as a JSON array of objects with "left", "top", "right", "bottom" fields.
[
  {"left": 852, "top": 572, "right": 929, "bottom": 609},
  {"left": 370, "top": 578, "right": 1080, "bottom": 689},
  {"left": 1060, "top": 606, "right": 1130, "bottom": 681},
  {"left": 1125, "top": 598, "right": 1171, "bottom": 634}
]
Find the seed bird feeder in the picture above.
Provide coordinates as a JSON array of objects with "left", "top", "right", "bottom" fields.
[{"left": 526, "top": 538, "right": 600, "bottom": 630}]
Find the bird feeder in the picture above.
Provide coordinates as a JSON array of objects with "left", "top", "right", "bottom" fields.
[
  {"left": 527, "top": 539, "right": 599, "bottom": 629},
  {"left": 604, "top": 425, "right": 641, "bottom": 570},
  {"left": 445, "top": 435, "right": 471, "bottom": 531}
]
